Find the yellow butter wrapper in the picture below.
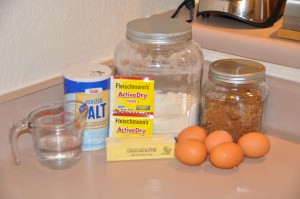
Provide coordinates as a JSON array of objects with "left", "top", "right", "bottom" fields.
[
  {"left": 110, "top": 76, "right": 155, "bottom": 113},
  {"left": 106, "top": 135, "right": 175, "bottom": 161},
  {"left": 109, "top": 113, "right": 153, "bottom": 137}
]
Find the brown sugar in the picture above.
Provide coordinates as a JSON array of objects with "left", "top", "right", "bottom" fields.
[{"left": 201, "top": 87, "right": 264, "bottom": 142}]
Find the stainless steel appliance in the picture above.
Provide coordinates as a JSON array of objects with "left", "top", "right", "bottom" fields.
[{"left": 197, "top": 0, "right": 286, "bottom": 27}]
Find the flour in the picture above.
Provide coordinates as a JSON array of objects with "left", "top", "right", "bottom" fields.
[{"left": 153, "top": 91, "right": 199, "bottom": 137}]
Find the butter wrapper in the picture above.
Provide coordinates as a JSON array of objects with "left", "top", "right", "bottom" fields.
[{"left": 106, "top": 135, "right": 175, "bottom": 161}]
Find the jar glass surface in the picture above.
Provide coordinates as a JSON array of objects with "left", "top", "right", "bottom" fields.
[
  {"left": 114, "top": 39, "right": 204, "bottom": 136},
  {"left": 201, "top": 78, "right": 268, "bottom": 142}
]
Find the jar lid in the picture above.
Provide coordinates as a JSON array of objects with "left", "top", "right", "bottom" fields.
[
  {"left": 209, "top": 59, "right": 266, "bottom": 84},
  {"left": 126, "top": 17, "right": 192, "bottom": 45}
]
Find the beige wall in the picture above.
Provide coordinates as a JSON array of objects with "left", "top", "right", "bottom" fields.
[{"left": 0, "top": 0, "right": 182, "bottom": 96}]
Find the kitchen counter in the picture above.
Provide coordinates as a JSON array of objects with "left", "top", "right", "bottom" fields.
[
  {"left": 158, "top": 9, "right": 300, "bottom": 69},
  {"left": 1, "top": 131, "right": 300, "bottom": 199},
  {"left": 192, "top": 16, "right": 300, "bottom": 69},
  {"left": 1, "top": 8, "right": 300, "bottom": 199}
]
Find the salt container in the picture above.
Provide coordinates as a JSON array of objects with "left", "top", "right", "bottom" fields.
[{"left": 63, "top": 63, "right": 112, "bottom": 150}]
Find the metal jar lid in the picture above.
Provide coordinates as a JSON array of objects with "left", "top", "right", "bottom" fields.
[
  {"left": 209, "top": 59, "right": 266, "bottom": 84},
  {"left": 126, "top": 17, "right": 192, "bottom": 45}
]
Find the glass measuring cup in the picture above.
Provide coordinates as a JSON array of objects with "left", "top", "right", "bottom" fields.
[{"left": 9, "top": 100, "right": 88, "bottom": 170}]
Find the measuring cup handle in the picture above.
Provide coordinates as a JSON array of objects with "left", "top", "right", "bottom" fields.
[{"left": 9, "top": 118, "right": 29, "bottom": 165}]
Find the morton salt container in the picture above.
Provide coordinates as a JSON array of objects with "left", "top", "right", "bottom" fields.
[
  {"left": 63, "top": 63, "right": 112, "bottom": 150},
  {"left": 114, "top": 17, "right": 204, "bottom": 137},
  {"left": 200, "top": 59, "right": 268, "bottom": 142}
]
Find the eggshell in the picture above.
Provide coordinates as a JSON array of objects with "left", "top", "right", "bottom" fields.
[
  {"left": 175, "top": 139, "right": 207, "bottom": 166},
  {"left": 238, "top": 132, "right": 271, "bottom": 158},
  {"left": 209, "top": 142, "right": 244, "bottom": 169},
  {"left": 204, "top": 130, "right": 233, "bottom": 153},
  {"left": 177, "top": 126, "right": 207, "bottom": 143}
]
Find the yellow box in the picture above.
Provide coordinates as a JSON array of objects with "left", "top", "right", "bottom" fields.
[
  {"left": 106, "top": 135, "right": 175, "bottom": 161},
  {"left": 110, "top": 76, "right": 155, "bottom": 113},
  {"left": 109, "top": 113, "right": 153, "bottom": 137}
]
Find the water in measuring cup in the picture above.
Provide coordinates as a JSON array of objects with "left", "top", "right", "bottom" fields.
[{"left": 36, "top": 134, "right": 82, "bottom": 169}]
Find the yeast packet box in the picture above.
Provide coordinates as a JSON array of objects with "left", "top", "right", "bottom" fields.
[
  {"left": 109, "top": 76, "right": 155, "bottom": 137},
  {"left": 110, "top": 76, "right": 155, "bottom": 113},
  {"left": 109, "top": 112, "right": 153, "bottom": 137}
]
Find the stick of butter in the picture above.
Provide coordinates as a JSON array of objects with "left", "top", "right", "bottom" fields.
[{"left": 106, "top": 135, "right": 175, "bottom": 161}]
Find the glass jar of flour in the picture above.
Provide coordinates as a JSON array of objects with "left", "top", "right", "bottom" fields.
[{"left": 114, "top": 17, "right": 204, "bottom": 137}]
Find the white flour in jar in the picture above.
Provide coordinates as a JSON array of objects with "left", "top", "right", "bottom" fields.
[{"left": 153, "top": 91, "right": 199, "bottom": 137}]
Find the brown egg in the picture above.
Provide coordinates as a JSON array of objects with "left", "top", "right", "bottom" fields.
[
  {"left": 238, "top": 132, "right": 271, "bottom": 158},
  {"left": 175, "top": 139, "right": 207, "bottom": 166},
  {"left": 209, "top": 142, "right": 244, "bottom": 169},
  {"left": 204, "top": 130, "right": 233, "bottom": 153},
  {"left": 177, "top": 126, "right": 207, "bottom": 143}
]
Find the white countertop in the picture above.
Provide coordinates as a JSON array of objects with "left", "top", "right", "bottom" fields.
[
  {"left": 192, "top": 13, "right": 300, "bottom": 69},
  {"left": 158, "top": 9, "right": 300, "bottom": 69},
  {"left": 0, "top": 133, "right": 300, "bottom": 199}
]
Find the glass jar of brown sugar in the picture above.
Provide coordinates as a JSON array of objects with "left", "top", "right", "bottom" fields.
[{"left": 200, "top": 59, "right": 268, "bottom": 142}]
